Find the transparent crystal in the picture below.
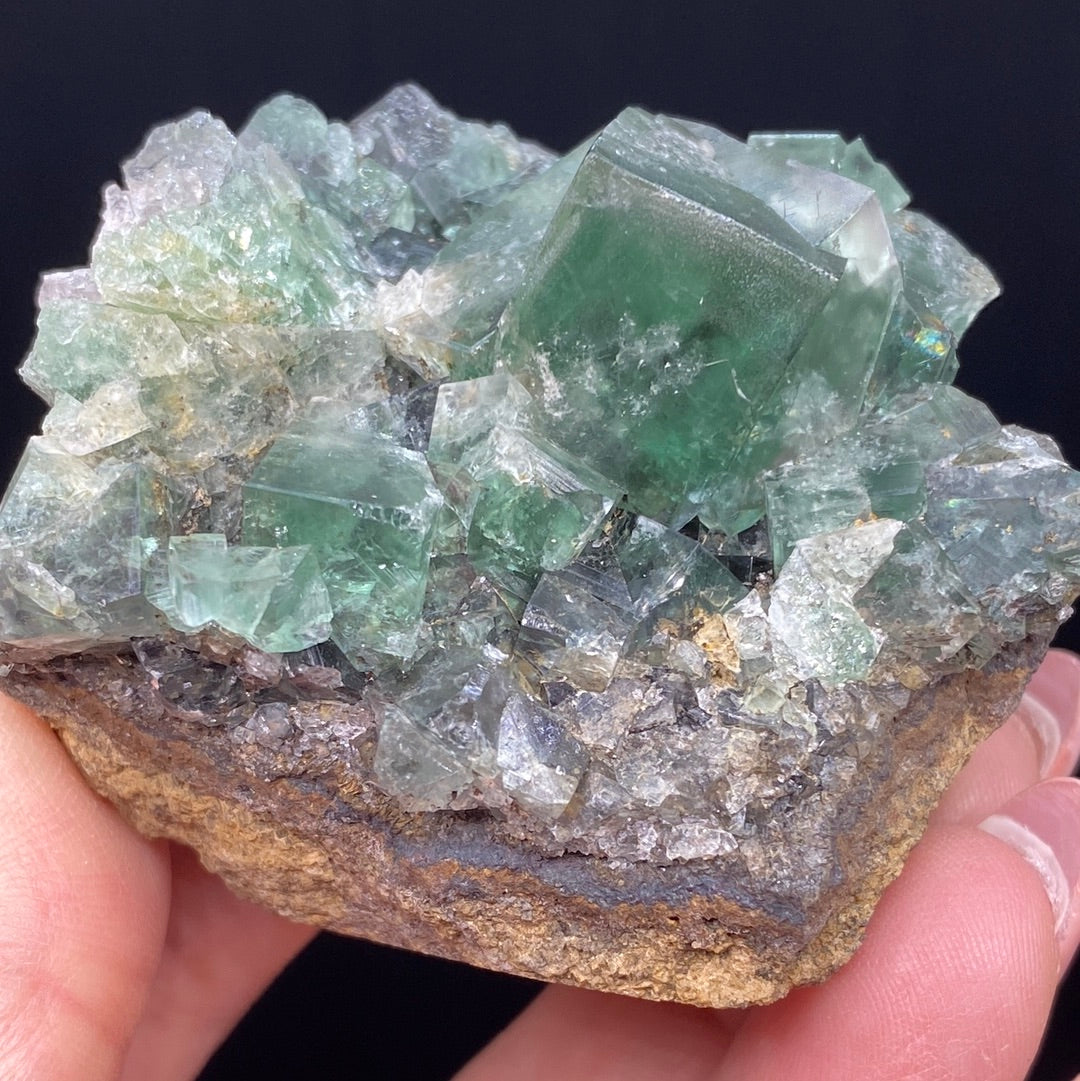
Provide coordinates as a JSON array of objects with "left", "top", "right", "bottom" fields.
[{"left": 2, "top": 87, "right": 1078, "bottom": 878}]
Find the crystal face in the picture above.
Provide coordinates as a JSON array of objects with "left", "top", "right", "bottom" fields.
[{"left": 2, "top": 85, "right": 1080, "bottom": 883}]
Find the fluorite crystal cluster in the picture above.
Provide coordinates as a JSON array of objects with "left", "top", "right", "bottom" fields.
[{"left": 3, "top": 86, "right": 1079, "bottom": 1004}]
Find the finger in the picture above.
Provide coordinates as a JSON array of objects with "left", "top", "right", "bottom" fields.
[
  {"left": 712, "top": 781, "right": 1080, "bottom": 1081},
  {"left": 980, "top": 778, "right": 1080, "bottom": 967},
  {"left": 119, "top": 844, "right": 316, "bottom": 1081},
  {"left": 933, "top": 648, "right": 1080, "bottom": 827},
  {"left": 456, "top": 810, "right": 1066, "bottom": 1081},
  {"left": 456, "top": 782, "right": 1080, "bottom": 1081},
  {"left": 1022, "top": 649, "right": 1080, "bottom": 778},
  {"left": 0, "top": 693, "right": 171, "bottom": 1081},
  {"left": 454, "top": 983, "right": 736, "bottom": 1081}
]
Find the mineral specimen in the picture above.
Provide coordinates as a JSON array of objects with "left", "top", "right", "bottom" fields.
[{"left": 2, "top": 85, "right": 1078, "bottom": 1007}]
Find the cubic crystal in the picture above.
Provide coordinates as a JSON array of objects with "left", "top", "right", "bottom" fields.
[
  {"left": 150, "top": 534, "right": 332, "bottom": 653},
  {"left": 1, "top": 85, "right": 1078, "bottom": 894},
  {"left": 242, "top": 414, "right": 443, "bottom": 663}
]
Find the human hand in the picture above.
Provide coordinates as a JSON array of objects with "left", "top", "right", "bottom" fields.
[
  {"left": 2, "top": 652, "right": 1080, "bottom": 1081},
  {"left": 459, "top": 649, "right": 1080, "bottom": 1081},
  {"left": 0, "top": 690, "right": 315, "bottom": 1080}
]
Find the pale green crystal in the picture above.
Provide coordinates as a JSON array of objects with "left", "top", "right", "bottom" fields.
[
  {"left": 151, "top": 534, "right": 331, "bottom": 653},
  {"left": 428, "top": 374, "right": 618, "bottom": 583},
  {"left": 0, "top": 440, "right": 161, "bottom": 646},
  {"left": 371, "top": 645, "right": 509, "bottom": 808},
  {"left": 614, "top": 516, "right": 745, "bottom": 621},
  {"left": 853, "top": 523, "right": 983, "bottom": 684},
  {"left": 744, "top": 518, "right": 903, "bottom": 687},
  {"left": 2, "top": 87, "right": 1079, "bottom": 868},
  {"left": 925, "top": 427, "right": 1080, "bottom": 630},
  {"left": 517, "top": 569, "right": 636, "bottom": 692},
  {"left": 747, "top": 131, "right": 912, "bottom": 213},
  {"left": 20, "top": 288, "right": 190, "bottom": 404},
  {"left": 41, "top": 380, "right": 149, "bottom": 456},
  {"left": 241, "top": 94, "right": 415, "bottom": 241},
  {"left": 765, "top": 466, "right": 873, "bottom": 569},
  {"left": 350, "top": 83, "right": 554, "bottom": 233},
  {"left": 426, "top": 372, "right": 534, "bottom": 466},
  {"left": 92, "top": 111, "right": 371, "bottom": 326},
  {"left": 375, "top": 145, "right": 587, "bottom": 379},
  {"left": 866, "top": 298, "right": 959, "bottom": 404},
  {"left": 889, "top": 209, "right": 1001, "bottom": 335},
  {"left": 243, "top": 416, "right": 443, "bottom": 663}
]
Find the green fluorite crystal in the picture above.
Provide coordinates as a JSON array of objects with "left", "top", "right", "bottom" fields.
[
  {"left": 152, "top": 534, "right": 331, "bottom": 654},
  {"left": 3, "top": 86, "right": 1080, "bottom": 865},
  {"left": 242, "top": 411, "right": 443, "bottom": 662}
]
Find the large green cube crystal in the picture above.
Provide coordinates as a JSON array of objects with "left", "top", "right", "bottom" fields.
[
  {"left": 497, "top": 108, "right": 847, "bottom": 528},
  {"left": 243, "top": 419, "right": 443, "bottom": 662},
  {"left": 682, "top": 122, "right": 887, "bottom": 246}
]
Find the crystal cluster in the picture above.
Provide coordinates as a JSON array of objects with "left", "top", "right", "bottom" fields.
[{"left": 3, "top": 87, "right": 1079, "bottom": 884}]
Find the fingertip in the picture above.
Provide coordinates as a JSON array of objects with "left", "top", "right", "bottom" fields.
[
  {"left": 0, "top": 690, "right": 171, "bottom": 1078},
  {"left": 715, "top": 823, "right": 1061, "bottom": 1081},
  {"left": 979, "top": 775, "right": 1080, "bottom": 972},
  {"left": 0, "top": 689, "right": 168, "bottom": 893},
  {"left": 931, "top": 648, "right": 1080, "bottom": 829},
  {"left": 455, "top": 983, "right": 733, "bottom": 1081},
  {"left": 1024, "top": 649, "right": 1080, "bottom": 778}
]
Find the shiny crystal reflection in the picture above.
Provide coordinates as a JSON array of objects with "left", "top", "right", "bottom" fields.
[{"left": 3, "top": 86, "right": 1079, "bottom": 873}]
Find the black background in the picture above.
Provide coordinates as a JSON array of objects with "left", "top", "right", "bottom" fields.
[{"left": 1, "top": 3, "right": 1078, "bottom": 1078}]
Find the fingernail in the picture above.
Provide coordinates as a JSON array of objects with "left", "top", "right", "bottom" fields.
[
  {"left": 979, "top": 777, "right": 1080, "bottom": 967},
  {"left": 1017, "top": 650, "right": 1080, "bottom": 778}
]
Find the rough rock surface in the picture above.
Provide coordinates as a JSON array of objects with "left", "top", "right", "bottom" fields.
[
  {"left": 1, "top": 634, "right": 1040, "bottom": 1006},
  {"left": 2, "top": 87, "right": 1079, "bottom": 1007}
]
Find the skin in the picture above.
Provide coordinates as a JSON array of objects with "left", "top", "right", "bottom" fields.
[{"left": 2, "top": 652, "right": 1080, "bottom": 1081}]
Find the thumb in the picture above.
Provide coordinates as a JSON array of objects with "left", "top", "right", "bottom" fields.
[
  {"left": 0, "top": 693, "right": 171, "bottom": 1081},
  {"left": 980, "top": 776, "right": 1080, "bottom": 972}
]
